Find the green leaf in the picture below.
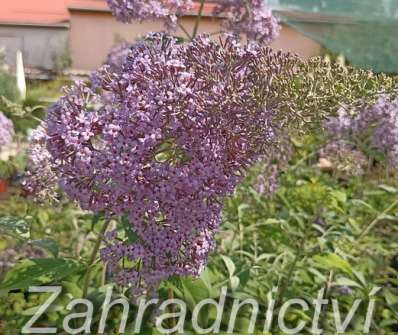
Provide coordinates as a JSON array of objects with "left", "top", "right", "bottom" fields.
[
  {"left": 330, "top": 190, "right": 347, "bottom": 203},
  {"left": 384, "top": 289, "right": 398, "bottom": 306},
  {"left": 238, "top": 270, "right": 250, "bottom": 287},
  {"left": 230, "top": 276, "right": 240, "bottom": 291},
  {"left": 181, "top": 277, "right": 210, "bottom": 312},
  {"left": 121, "top": 215, "right": 139, "bottom": 243},
  {"left": 90, "top": 213, "right": 103, "bottom": 230},
  {"left": 351, "top": 199, "right": 378, "bottom": 214},
  {"left": 353, "top": 271, "right": 367, "bottom": 287},
  {"left": 378, "top": 184, "right": 398, "bottom": 194},
  {"left": 37, "top": 209, "right": 50, "bottom": 225},
  {"left": 238, "top": 204, "right": 250, "bottom": 223},
  {"left": 30, "top": 239, "right": 59, "bottom": 258},
  {"left": 390, "top": 303, "right": 398, "bottom": 314},
  {"left": 335, "top": 277, "right": 362, "bottom": 288},
  {"left": 313, "top": 254, "right": 353, "bottom": 274},
  {"left": 0, "top": 216, "right": 30, "bottom": 239},
  {"left": 62, "top": 281, "right": 83, "bottom": 298},
  {"left": 0, "top": 258, "right": 82, "bottom": 293},
  {"left": 220, "top": 255, "right": 236, "bottom": 278}
]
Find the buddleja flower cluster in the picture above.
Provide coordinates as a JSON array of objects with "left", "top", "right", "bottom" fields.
[
  {"left": 105, "top": 42, "right": 132, "bottom": 72},
  {"left": 106, "top": 0, "right": 280, "bottom": 44},
  {"left": 318, "top": 141, "right": 368, "bottom": 178},
  {"left": 23, "top": 126, "right": 58, "bottom": 201},
  {"left": 254, "top": 138, "right": 292, "bottom": 196},
  {"left": 30, "top": 33, "right": 297, "bottom": 292},
  {"left": 0, "top": 112, "right": 14, "bottom": 149},
  {"left": 325, "top": 95, "right": 398, "bottom": 168},
  {"left": 214, "top": 0, "right": 280, "bottom": 45},
  {"left": 106, "top": 0, "right": 193, "bottom": 30}
]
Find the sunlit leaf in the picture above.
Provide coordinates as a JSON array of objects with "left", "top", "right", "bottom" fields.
[
  {"left": 313, "top": 254, "right": 353, "bottom": 274},
  {"left": 0, "top": 258, "right": 82, "bottom": 293}
]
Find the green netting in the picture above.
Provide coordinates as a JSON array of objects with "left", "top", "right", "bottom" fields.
[{"left": 268, "top": 0, "right": 398, "bottom": 73}]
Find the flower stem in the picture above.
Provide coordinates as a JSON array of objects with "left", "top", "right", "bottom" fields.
[
  {"left": 167, "top": 287, "right": 177, "bottom": 332},
  {"left": 275, "top": 252, "right": 300, "bottom": 305},
  {"left": 358, "top": 198, "right": 398, "bottom": 240},
  {"left": 82, "top": 219, "right": 110, "bottom": 298},
  {"left": 177, "top": 21, "right": 192, "bottom": 40},
  {"left": 192, "top": 0, "right": 206, "bottom": 39},
  {"left": 320, "top": 270, "right": 334, "bottom": 332}
]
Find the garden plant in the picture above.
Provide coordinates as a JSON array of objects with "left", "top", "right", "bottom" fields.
[{"left": 0, "top": 1, "right": 398, "bottom": 334}]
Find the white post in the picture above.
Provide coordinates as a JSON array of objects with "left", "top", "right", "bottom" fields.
[{"left": 16, "top": 50, "right": 26, "bottom": 101}]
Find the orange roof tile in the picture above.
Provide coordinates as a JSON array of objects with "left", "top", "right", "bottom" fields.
[
  {"left": 0, "top": 0, "right": 217, "bottom": 26},
  {"left": 0, "top": 0, "right": 72, "bottom": 25}
]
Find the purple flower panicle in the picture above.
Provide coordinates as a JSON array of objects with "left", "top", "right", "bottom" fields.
[
  {"left": 325, "top": 95, "right": 398, "bottom": 168},
  {"left": 28, "top": 33, "right": 296, "bottom": 292},
  {"left": 106, "top": 0, "right": 280, "bottom": 44},
  {"left": 106, "top": 0, "right": 193, "bottom": 30},
  {"left": 318, "top": 140, "right": 368, "bottom": 177},
  {"left": 22, "top": 125, "right": 58, "bottom": 201},
  {"left": 214, "top": 0, "right": 280, "bottom": 45},
  {"left": 105, "top": 42, "right": 132, "bottom": 71},
  {"left": 0, "top": 112, "right": 14, "bottom": 148}
]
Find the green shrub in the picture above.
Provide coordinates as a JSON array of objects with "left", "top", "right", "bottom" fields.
[{"left": 0, "top": 72, "right": 18, "bottom": 102}]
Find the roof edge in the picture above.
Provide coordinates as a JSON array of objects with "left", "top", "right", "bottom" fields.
[
  {"left": 275, "top": 10, "right": 356, "bottom": 24},
  {"left": 68, "top": 5, "right": 218, "bottom": 18},
  {"left": 68, "top": 6, "right": 111, "bottom": 13},
  {"left": 0, "top": 21, "right": 69, "bottom": 28}
]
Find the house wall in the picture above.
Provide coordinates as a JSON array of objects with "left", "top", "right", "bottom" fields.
[
  {"left": 271, "top": 24, "right": 323, "bottom": 59},
  {"left": 69, "top": 10, "right": 322, "bottom": 71},
  {"left": 0, "top": 24, "right": 69, "bottom": 70}
]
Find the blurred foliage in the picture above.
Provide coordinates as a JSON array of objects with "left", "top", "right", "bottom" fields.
[
  {"left": 0, "top": 78, "right": 69, "bottom": 134},
  {"left": 27, "top": 77, "right": 70, "bottom": 103},
  {"left": 0, "top": 71, "right": 19, "bottom": 103}
]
